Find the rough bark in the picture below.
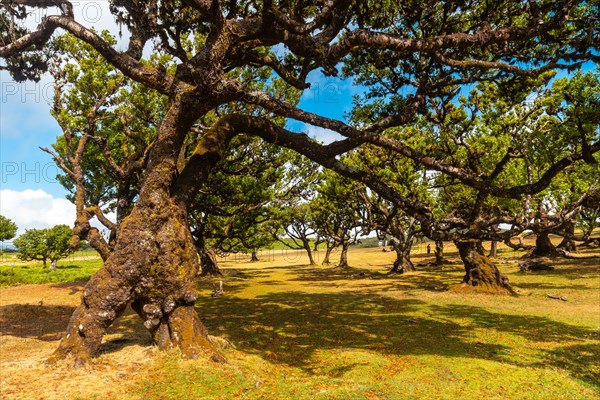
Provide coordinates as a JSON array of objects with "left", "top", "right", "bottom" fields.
[
  {"left": 388, "top": 240, "right": 415, "bottom": 274},
  {"left": 49, "top": 199, "right": 223, "bottom": 366},
  {"left": 200, "top": 246, "right": 222, "bottom": 276},
  {"left": 250, "top": 250, "right": 259, "bottom": 262},
  {"left": 488, "top": 240, "right": 498, "bottom": 257},
  {"left": 49, "top": 196, "right": 223, "bottom": 367},
  {"left": 530, "top": 232, "right": 559, "bottom": 258},
  {"left": 452, "top": 240, "right": 516, "bottom": 295},
  {"left": 337, "top": 242, "right": 350, "bottom": 268}
]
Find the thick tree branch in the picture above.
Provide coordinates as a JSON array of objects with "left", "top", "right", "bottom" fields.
[
  {"left": 327, "top": 1, "right": 578, "bottom": 63},
  {"left": 1, "top": 15, "right": 180, "bottom": 95}
]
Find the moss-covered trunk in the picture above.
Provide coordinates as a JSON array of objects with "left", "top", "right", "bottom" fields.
[
  {"left": 531, "top": 232, "right": 559, "bottom": 258},
  {"left": 49, "top": 96, "right": 227, "bottom": 367},
  {"left": 50, "top": 193, "right": 222, "bottom": 367},
  {"left": 453, "top": 240, "right": 516, "bottom": 295},
  {"left": 200, "top": 246, "right": 222, "bottom": 276},
  {"left": 388, "top": 239, "right": 414, "bottom": 274}
]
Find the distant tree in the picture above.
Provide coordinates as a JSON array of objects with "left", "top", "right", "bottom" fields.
[
  {"left": 276, "top": 203, "right": 319, "bottom": 266},
  {"left": 14, "top": 225, "right": 75, "bottom": 270},
  {"left": 312, "top": 171, "right": 368, "bottom": 268},
  {"left": 0, "top": 215, "right": 17, "bottom": 242}
]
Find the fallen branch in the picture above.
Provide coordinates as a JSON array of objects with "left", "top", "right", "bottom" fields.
[{"left": 547, "top": 294, "right": 567, "bottom": 301}]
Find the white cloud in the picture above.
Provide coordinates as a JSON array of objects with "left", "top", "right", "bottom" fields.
[
  {"left": 0, "top": 189, "right": 75, "bottom": 235},
  {"left": 305, "top": 125, "right": 344, "bottom": 144},
  {"left": 0, "top": 189, "right": 117, "bottom": 243}
]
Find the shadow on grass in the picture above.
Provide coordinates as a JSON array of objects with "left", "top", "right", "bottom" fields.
[
  {"left": 540, "top": 343, "right": 600, "bottom": 387},
  {"left": 0, "top": 304, "right": 75, "bottom": 341},
  {"left": 429, "top": 304, "right": 599, "bottom": 344},
  {"left": 197, "top": 290, "right": 599, "bottom": 388},
  {"left": 0, "top": 301, "right": 152, "bottom": 355},
  {"left": 101, "top": 306, "right": 153, "bottom": 354},
  {"left": 515, "top": 282, "right": 594, "bottom": 291}
]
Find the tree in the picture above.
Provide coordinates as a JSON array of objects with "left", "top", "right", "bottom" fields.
[
  {"left": 13, "top": 225, "right": 75, "bottom": 270},
  {"left": 276, "top": 203, "right": 319, "bottom": 266},
  {"left": 346, "top": 141, "right": 430, "bottom": 273},
  {"left": 311, "top": 171, "right": 367, "bottom": 268},
  {"left": 520, "top": 71, "right": 600, "bottom": 257},
  {"left": 14, "top": 229, "right": 48, "bottom": 267},
  {"left": 0, "top": 215, "right": 17, "bottom": 242},
  {"left": 191, "top": 138, "right": 303, "bottom": 273},
  {"left": 2, "top": 0, "right": 598, "bottom": 365}
]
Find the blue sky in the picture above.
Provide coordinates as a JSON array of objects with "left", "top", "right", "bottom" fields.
[{"left": 1, "top": 2, "right": 122, "bottom": 236}]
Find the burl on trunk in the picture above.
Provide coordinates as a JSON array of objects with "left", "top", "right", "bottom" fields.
[
  {"left": 49, "top": 100, "right": 233, "bottom": 367},
  {"left": 49, "top": 192, "right": 223, "bottom": 367}
]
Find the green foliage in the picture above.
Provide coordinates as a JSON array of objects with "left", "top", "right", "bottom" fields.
[
  {"left": 311, "top": 170, "right": 368, "bottom": 248},
  {"left": 0, "top": 215, "right": 17, "bottom": 242},
  {"left": 13, "top": 225, "right": 76, "bottom": 267}
]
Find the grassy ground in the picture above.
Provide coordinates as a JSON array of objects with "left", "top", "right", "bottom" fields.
[
  {"left": 0, "top": 250, "right": 102, "bottom": 286},
  {"left": 0, "top": 239, "right": 598, "bottom": 399}
]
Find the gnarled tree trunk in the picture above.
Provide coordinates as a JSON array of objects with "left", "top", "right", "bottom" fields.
[
  {"left": 49, "top": 196, "right": 222, "bottom": 367},
  {"left": 453, "top": 240, "right": 516, "bottom": 295},
  {"left": 49, "top": 98, "right": 229, "bottom": 367},
  {"left": 388, "top": 238, "right": 415, "bottom": 274},
  {"left": 530, "top": 232, "right": 559, "bottom": 258},
  {"left": 200, "top": 246, "right": 222, "bottom": 276},
  {"left": 250, "top": 250, "right": 259, "bottom": 262}
]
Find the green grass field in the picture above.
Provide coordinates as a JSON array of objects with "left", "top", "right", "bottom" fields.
[
  {"left": 0, "top": 243, "right": 598, "bottom": 399},
  {"left": 0, "top": 250, "right": 102, "bottom": 286}
]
